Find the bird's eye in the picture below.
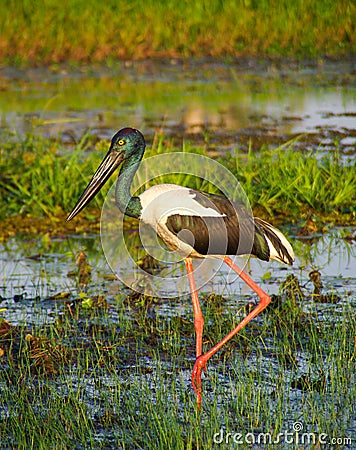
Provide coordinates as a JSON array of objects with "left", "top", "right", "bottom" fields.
[{"left": 118, "top": 139, "right": 125, "bottom": 146}]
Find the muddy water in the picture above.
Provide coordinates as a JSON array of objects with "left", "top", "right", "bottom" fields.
[{"left": 0, "top": 59, "right": 355, "bottom": 155}]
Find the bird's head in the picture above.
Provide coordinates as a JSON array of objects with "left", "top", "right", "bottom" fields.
[
  {"left": 66, "top": 127, "right": 145, "bottom": 221},
  {"left": 110, "top": 127, "right": 145, "bottom": 160}
]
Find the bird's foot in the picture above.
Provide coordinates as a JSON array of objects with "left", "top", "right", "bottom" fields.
[{"left": 192, "top": 355, "right": 208, "bottom": 408}]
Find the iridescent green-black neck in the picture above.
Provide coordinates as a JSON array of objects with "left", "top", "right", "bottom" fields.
[{"left": 112, "top": 128, "right": 145, "bottom": 219}]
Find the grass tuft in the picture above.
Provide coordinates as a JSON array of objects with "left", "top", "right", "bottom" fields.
[{"left": 227, "top": 142, "right": 356, "bottom": 222}]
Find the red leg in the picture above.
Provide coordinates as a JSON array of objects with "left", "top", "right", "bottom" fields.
[
  {"left": 184, "top": 258, "right": 205, "bottom": 407},
  {"left": 184, "top": 258, "right": 204, "bottom": 358},
  {"left": 191, "top": 256, "right": 271, "bottom": 406}
]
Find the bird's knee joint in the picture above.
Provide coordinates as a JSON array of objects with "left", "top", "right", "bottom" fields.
[{"left": 261, "top": 294, "right": 271, "bottom": 306}]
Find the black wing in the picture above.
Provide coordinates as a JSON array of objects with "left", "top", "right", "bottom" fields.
[{"left": 165, "top": 190, "right": 270, "bottom": 261}]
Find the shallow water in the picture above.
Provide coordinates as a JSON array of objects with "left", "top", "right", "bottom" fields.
[
  {"left": 0, "top": 227, "right": 354, "bottom": 326},
  {"left": 0, "top": 59, "right": 355, "bottom": 155}
]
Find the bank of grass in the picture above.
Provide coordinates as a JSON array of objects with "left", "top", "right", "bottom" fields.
[
  {"left": 1, "top": 133, "right": 355, "bottom": 239},
  {"left": 1, "top": 0, "right": 355, "bottom": 65},
  {"left": 0, "top": 272, "right": 355, "bottom": 448}
]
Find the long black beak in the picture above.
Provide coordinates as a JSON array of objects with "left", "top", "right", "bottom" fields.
[{"left": 66, "top": 149, "right": 125, "bottom": 221}]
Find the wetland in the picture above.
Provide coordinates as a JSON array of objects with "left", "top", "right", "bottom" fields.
[{"left": 0, "top": 58, "right": 355, "bottom": 448}]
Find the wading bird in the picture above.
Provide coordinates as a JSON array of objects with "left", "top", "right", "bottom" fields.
[{"left": 67, "top": 128, "right": 294, "bottom": 407}]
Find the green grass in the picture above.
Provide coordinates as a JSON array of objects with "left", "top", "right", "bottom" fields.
[
  {"left": 0, "top": 0, "right": 355, "bottom": 64},
  {"left": 0, "top": 271, "right": 355, "bottom": 448},
  {"left": 1, "top": 133, "right": 355, "bottom": 239},
  {"left": 226, "top": 140, "right": 356, "bottom": 219}
]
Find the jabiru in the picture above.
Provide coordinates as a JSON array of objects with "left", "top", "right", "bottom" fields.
[{"left": 67, "top": 127, "right": 294, "bottom": 407}]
